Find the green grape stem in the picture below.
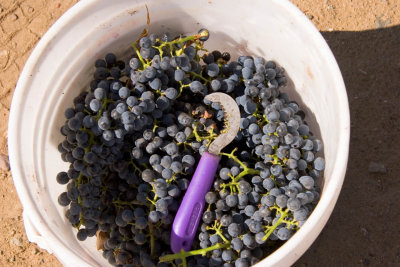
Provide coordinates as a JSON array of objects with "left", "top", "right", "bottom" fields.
[
  {"left": 95, "top": 98, "right": 114, "bottom": 120},
  {"left": 75, "top": 195, "right": 84, "bottom": 230},
  {"left": 146, "top": 197, "right": 156, "bottom": 206},
  {"left": 267, "top": 154, "right": 282, "bottom": 165},
  {"left": 145, "top": 31, "right": 208, "bottom": 61},
  {"left": 192, "top": 122, "right": 202, "bottom": 142},
  {"left": 189, "top": 71, "right": 209, "bottom": 83},
  {"left": 252, "top": 108, "right": 270, "bottom": 125},
  {"left": 81, "top": 128, "right": 95, "bottom": 154},
  {"left": 149, "top": 223, "right": 156, "bottom": 259},
  {"left": 128, "top": 159, "right": 143, "bottom": 174},
  {"left": 112, "top": 199, "right": 150, "bottom": 208},
  {"left": 191, "top": 122, "right": 217, "bottom": 144},
  {"left": 220, "top": 148, "right": 246, "bottom": 170},
  {"left": 206, "top": 220, "right": 229, "bottom": 243},
  {"left": 76, "top": 173, "right": 83, "bottom": 186},
  {"left": 158, "top": 31, "right": 208, "bottom": 51},
  {"left": 149, "top": 184, "right": 158, "bottom": 258},
  {"left": 234, "top": 168, "right": 260, "bottom": 182},
  {"left": 177, "top": 82, "right": 190, "bottom": 98},
  {"left": 159, "top": 242, "right": 231, "bottom": 264},
  {"left": 262, "top": 207, "right": 290, "bottom": 241},
  {"left": 193, "top": 41, "right": 209, "bottom": 63},
  {"left": 132, "top": 44, "right": 148, "bottom": 68},
  {"left": 220, "top": 148, "right": 261, "bottom": 183}
]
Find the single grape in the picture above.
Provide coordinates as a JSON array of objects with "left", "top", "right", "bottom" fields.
[
  {"left": 182, "top": 155, "right": 195, "bottom": 167},
  {"left": 77, "top": 229, "right": 88, "bottom": 241},
  {"left": 239, "top": 180, "right": 252, "bottom": 194},
  {"left": 56, "top": 172, "right": 69, "bottom": 185},
  {"left": 135, "top": 217, "right": 148, "bottom": 230},
  {"left": 244, "top": 205, "right": 256, "bottom": 217},
  {"left": 228, "top": 223, "right": 241, "bottom": 237},
  {"left": 121, "top": 210, "right": 134, "bottom": 222},
  {"left": 58, "top": 192, "right": 71, "bottom": 206},
  {"left": 248, "top": 123, "right": 260, "bottom": 135},
  {"left": 211, "top": 79, "right": 221, "bottom": 91},
  {"left": 314, "top": 157, "right": 325, "bottom": 171},
  {"left": 134, "top": 232, "right": 146, "bottom": 245},
  {"left": 206, "top": 63, "right": 219, "bottom": 77},
  {"left": 299, "top": 176, "right": 315, "bottom": 189},
  {"left": 190, "top": 81, "right": 204, "bottom": 93},
  {"left": 162, "top": 168, "right": 173, "bottom": 179},
  {"left": 219, "top": 167, "right": 231, "bottom": 180},
  {"left": 302, "top": 139, "right": 314, "bottom": 151},
  {"left": 294, "top": 208, "right": 309, "bottom": 221},
  {"left": 226, "top": 194, "right": 238, "bottom": 207},
  {"left": 276, "top": 194, "right": 288, "bottom": 208},
  {"left": 165, "top": 87, "right": 178, "bottom": 100},
  {"left": 270, "top": 164, "right": 282, "bottom": 176},
  {"left": 242, "top": 233, "right": 256, "bottom": 249},
  {"left": 205, "top": 192, "right": 217, "bottom": 204},
  {"left": 276, "top": 227, "right": 292, "bottom": 240},
  {"left": 287, "top": 197, "right": 302, "bottom": 211},
  {"left": 222, "top": 250, "right": 234, "bottom": 262},
  {"left": 142, "top": 169, "right": 155, "bottom": 183}
]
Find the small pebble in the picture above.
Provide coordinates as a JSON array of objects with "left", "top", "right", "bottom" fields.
[
  {"left": 10, "top": 237, "right": 22, "bottom": 246},
  {"left": 360, "top": 227, "right": 368, "bottom": 236},
  {"left": 368, "top": 162, "right": 387, "bottom": 174},
  {"left": 0, "top": 154, "right": 9, "bottom": 171}
]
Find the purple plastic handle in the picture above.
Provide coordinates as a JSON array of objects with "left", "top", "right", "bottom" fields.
[{"left": 171, "top": 151, "right": 220, "bottom": 253}]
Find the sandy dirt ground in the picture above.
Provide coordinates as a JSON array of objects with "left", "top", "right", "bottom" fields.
[{"left": 0, "top": 0, "right": 399, "bottom": 266}]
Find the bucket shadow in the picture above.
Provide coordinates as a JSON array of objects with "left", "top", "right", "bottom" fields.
[{"left": 294, "top": 24, "right": 400, "bottom": 266}]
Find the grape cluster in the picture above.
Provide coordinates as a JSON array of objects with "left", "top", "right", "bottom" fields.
[{"left": 57, "top": 28, "right": 324, "bottom": 267}]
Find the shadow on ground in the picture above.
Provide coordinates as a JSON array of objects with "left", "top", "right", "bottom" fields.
[{"left": 294, "top": 25, "right": 400, "bottom": 266}]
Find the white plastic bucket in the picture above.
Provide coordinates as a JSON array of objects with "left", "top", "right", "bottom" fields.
[{"left": 8, "top": 0, "right": 350, "bottom": 266}]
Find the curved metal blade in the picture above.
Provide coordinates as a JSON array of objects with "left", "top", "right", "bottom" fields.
[{"left": 205, "top": 93, "right": 240, "bottom": 155}]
